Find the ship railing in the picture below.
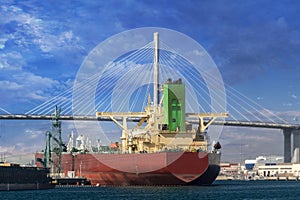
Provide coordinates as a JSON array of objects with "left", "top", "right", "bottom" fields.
[{"left": 93, "top": 147, "right": 207, "bottom": 154}]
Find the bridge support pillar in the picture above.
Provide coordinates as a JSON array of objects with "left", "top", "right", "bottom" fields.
[
  {"left": 292, "top": 130, "right": 300, "bottom": 162},
  {"left": 283, "top": 129, "right": 291, "bottom": 163}
]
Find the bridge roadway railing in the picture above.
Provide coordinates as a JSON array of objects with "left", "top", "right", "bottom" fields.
[
  {"left": 0, "top": 114, "right": 299, "bottom": 130},
  {"left": 0, "top": 114, "right": 141, "bottom": 122},
  {"left": 0, "top": 114, "right": 103, "bottom": 121},
  {"left": 188, "top": 119, "right": 300, "bottom": 130}
]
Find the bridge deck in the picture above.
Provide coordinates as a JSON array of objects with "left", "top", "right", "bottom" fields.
[{"left": 0, "top": 114, "right": 299, "bottom": 130}]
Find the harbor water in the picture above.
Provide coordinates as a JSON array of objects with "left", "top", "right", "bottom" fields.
[{"left": 1, "top": 180, "right": 300, "bottom": 200}]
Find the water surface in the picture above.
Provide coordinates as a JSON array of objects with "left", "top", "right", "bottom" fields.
[{"left": 1, "top": 180, "right": 300, "bottom": 200}]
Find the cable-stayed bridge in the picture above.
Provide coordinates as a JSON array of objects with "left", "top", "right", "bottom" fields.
[{"left": 0, "top": 30, "right": 299, "bottom": 162}]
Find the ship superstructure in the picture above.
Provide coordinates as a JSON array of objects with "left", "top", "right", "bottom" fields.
[
  {"left": 95, "top": 32, "right": 227, "bottom": 154},
  {"left": 96, "top": 79, "right": 213, "bottom": 154}
]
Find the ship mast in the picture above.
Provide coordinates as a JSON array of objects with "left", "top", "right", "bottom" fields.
[
  {"left": 153, "top": 32, "right": 159, "bottom": 133},
  {"left": 153, "top": 32, "right": 159, "bottom": 107}
]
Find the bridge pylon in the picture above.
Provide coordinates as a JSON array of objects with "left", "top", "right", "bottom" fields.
[
  {"left": 292, "top": 130, "right": 300, "bottom": 162},
  {"left": 283, "top": 128, "right": 292, "bottom": 163},
  {"left": 283, "top": 128, "right": 300, "bottom": 163}
]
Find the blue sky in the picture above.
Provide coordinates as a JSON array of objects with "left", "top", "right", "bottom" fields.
[{"left": 0, "top": 0, "right": 300, "bottom": 163}]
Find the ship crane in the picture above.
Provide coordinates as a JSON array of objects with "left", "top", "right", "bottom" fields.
[
  {"left": 96, "top": 112, "right": 150, "bottom": 153},
  {"left": 186, "top": 113, "right": 229, "bottom": 133}
]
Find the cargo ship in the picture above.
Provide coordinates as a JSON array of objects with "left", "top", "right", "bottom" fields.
[
  {"left": 0, "top": 162, "right": 54, "bottom": 191},
  {"left": 36, "top": 32, "right": 228, "bottom": 186}
]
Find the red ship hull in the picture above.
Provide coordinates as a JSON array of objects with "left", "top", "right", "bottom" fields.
[{"left": 36, "top": 151, "right": 220, "bottom": 186}]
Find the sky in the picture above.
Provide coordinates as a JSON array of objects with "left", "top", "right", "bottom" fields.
[{"left": 0, "top": 0, "right": 300, "bottom": 163}]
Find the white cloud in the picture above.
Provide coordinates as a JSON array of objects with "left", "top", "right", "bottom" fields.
[
  {"left": 283, "top": 102, "right": 293, "bottom": 107},
  {"left": 0, "top": 71, "right": 62, "bottom": 104},
  {"left": 277, "top": 17, "right": 288, "bottom": 29},
  {"left": 15, "top": 72, "right": 59, "bottom": 89},
  {"left": 0, "top": 51, "right": 24, "bottom": 70},
  {"left": 1, "top": 4, "right": 82, "bottom": 54},
  {"left": 25, "top": 129, "right": 43, "bottom": 139},
  {"left": 16, "top": 72, "right": 60, "bottom": 101},
  {"left": 220, "top": 126, "right": 283, "bottom": 162},
  {"left": 0, "top": 80, "right": 22, "bottom": 90},
  {"left": 273, "top": 110, "right": 300, "bottom": 117},
  {"left": 114, "top": 21, "right": 125, "bottom": 32},
  {"left": 25, "top": 92, "right": 48, "bottom": 101},
  {"left": 256, "top": 96, "right": 264, "bottom": 100},
  {"left": 239, "top": 108, "right": 300, "bottom": 124},
  {"left": 0, "top": 38, "right": 7, "bottom": 49},
  {"left": 0, "top": 145, "right": 15, "bottom": 154},
  {"left": 1, "top": 144, "right": 39, "bottom": 164},
  {"left": 192, "top": 49, "right": 206, "bottom": 57}
]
